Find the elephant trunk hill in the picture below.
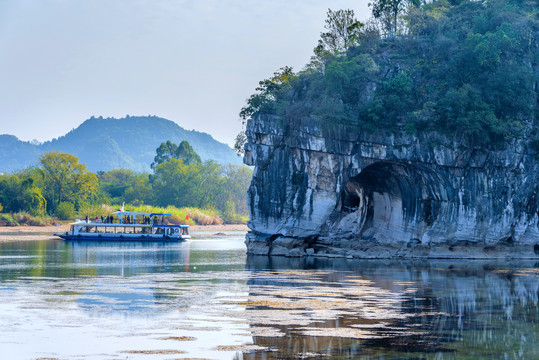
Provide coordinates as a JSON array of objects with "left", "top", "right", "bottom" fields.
[
  {"left": 242, "top": 1, "right": 539, "bottom": 259},
  {"left": 244, "top": 115, "right": 539, "bottom": 259}
]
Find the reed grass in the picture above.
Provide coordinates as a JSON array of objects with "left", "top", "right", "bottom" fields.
[
  {"left": 76, "top": 204, "right": 224, "bottom": 225},
  {"left": 0, "top": 212, "right": 53, "bottom": 226}
]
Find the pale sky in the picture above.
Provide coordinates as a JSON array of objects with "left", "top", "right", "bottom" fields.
[{"left": 0, "top": 0, "right": 371, "bottom": 146}]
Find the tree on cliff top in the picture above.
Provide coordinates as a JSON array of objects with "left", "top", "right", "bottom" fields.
[
  {"left": 310, "top": 9, "right": 364, "bottom": 70},
  {"left": 239, "top": 66, "right": 296, "bottom": 123},
  {"left": 369, "top": 0, "right": 421, "bottom": 37},
  {"left": 238, "top": 0, "right": 538, "bottom": 148}
]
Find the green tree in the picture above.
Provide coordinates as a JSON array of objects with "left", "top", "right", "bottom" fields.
[
  {"left": 239, "top": 0, "right": 539, "bottom": 149},
  {"left": 317, "top": 9, "right": 364, "bottom": 55},
  {"left": 39, "top": 151, "right": 98, "bottom": 211},
  {"left": 176, "top": 141, "right": 202, "bottom": 165},
  {"left": 20, "top": 178, "right": 47, "bottom": 216},
  {"left": 151, "top": 140, "right": 178, "bottom": 169},
  {"left": 152, "top": 159, "right": 252, "bottom": 219},
  {"left": 434, "top": 84, "right": 507, "bottom": 145},
  {"left": 151, "top": 140, "right": 202, "bottom": 169},
  {"left": 369, "top": 0, "right": 420, "bottom": 36},
  {"left": 55, "top": 202, "right": 75, "bottom": 220},
  {"left": 362, "top": 71, "right": 415, "bottom": 128},
  {"left": 239, "top": 66, "right": 296, "bottom": 122},
  {"left": 0, "top": 173, "right": 47, "bottom": 215},
  {"left": 98, "top": 169, "right": 154, "bottom": 205},
  {"left": 152, "top": 159, "right": 204, "bottom": 208},
  {"left": 310, "top": 9, "right": 364, "bottom": 71},
  {"left": 222, "top": 165, "right": 253, "bottom": 216}
]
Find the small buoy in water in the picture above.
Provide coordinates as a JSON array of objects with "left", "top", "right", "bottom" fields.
[{"left": 193, "top": 266, "right": 196, "bottom": 270}]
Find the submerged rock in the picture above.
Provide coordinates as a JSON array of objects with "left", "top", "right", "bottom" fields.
[{"left": 243, "top": 115, "right": 539, "bottom": 259}]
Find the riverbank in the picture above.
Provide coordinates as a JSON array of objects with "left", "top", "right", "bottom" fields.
[{"left": 0, "top": 224, "right": 248, "bottom": 242}]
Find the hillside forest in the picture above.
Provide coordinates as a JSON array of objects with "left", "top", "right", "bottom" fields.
[
  {"left": 0, "top": 115, "right": 242, "bottom": 173},
  {"left": 0, "top": 140, "right": 252, "bottom": 226},
  {"left": 235, "top": 0, "right": 539, "bottom": 152}
]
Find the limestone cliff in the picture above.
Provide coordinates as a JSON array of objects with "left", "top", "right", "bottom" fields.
[{"left": 243, "top": 115, "right": 539, "bottom": 259}]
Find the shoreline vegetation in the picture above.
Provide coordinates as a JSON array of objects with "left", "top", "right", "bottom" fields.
[
  {"left": 0, "top": 204, "right": 242, "bottom": 227},
  {"left": 1, "top": 140, "right": 252, "bottom": 227}
]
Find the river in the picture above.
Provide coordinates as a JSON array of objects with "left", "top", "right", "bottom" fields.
[{"left": 0, "top": 232, "right": 537, "bottom": 359}]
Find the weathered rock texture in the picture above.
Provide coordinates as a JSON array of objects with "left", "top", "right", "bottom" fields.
[{"left": 244, "top": 115, "right": 539, "bottom": 259}]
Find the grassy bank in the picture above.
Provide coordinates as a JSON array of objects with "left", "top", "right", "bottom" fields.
[
  {"left": 77, "top": 203, "right": 248, "bottom": 225},
  {"left": 0, "top": 212, "right": 55, "bottom": 226},
  {"left": 1, "top": 204, "right": 248, "bottom": 227}
]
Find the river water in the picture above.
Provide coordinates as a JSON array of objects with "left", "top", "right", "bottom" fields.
[{"left": 0, "top": 232, "right": 537, "bottom": 359}]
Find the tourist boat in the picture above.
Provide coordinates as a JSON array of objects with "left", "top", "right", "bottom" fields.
[{"left": 56, "top": 209, "right": 190, "bottom": 241}]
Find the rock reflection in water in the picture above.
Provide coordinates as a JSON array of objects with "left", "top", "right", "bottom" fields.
[
  {"left": 0, "top": 239, "right": 537, "bottom": 359},
  {"left": 242, "top": 256, "right": 539, "bottom": 359}
]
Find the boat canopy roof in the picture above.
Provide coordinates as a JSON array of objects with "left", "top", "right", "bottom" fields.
[
  {"left": 68, "top": 221, "right": 189, "bottom": 228},
  {"left": 112, "top": 211, "right": 172, "bottom": 217}
]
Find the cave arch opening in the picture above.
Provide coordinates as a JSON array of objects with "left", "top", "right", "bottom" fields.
[{"left": 342, "top": 162, "right": 447, "bottom": 241}]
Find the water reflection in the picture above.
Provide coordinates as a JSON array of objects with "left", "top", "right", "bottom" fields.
[
  {"left": 244, "top": 256, "right": 539, "bottom": 359},
  {"left": 0, "top": 238, "right": 537, "bottom": 359}
]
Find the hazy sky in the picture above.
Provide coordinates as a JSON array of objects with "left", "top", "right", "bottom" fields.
[{"left": 0, "top": 0, "right": 371, "bottom": 146}]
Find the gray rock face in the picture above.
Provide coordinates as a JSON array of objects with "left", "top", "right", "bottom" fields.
[{"left": 243, "top": 115, "right": 539, "bottom": 259}]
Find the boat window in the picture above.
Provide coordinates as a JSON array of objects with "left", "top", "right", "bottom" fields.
[{"left": 181, "top": 227, "right": 189, "bottom": 235}]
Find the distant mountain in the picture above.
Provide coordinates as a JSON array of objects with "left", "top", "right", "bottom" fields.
[{"left": 0, "top": 116, "right": 242, "bottom": 172}]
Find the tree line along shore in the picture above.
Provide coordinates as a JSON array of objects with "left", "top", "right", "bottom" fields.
[{"left": 0, "top": 140, "right": 252, "bottom": 227}]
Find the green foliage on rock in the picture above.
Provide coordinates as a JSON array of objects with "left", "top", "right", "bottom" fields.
[
  {"left": 240, "top": 0, "right": 539, "bottom": 149},
  {"left": 240, "top": 66, "right": 297, "bottom": 123},
  {"left": 369, "top": 0, "right": 421, "bottom": 37}
]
